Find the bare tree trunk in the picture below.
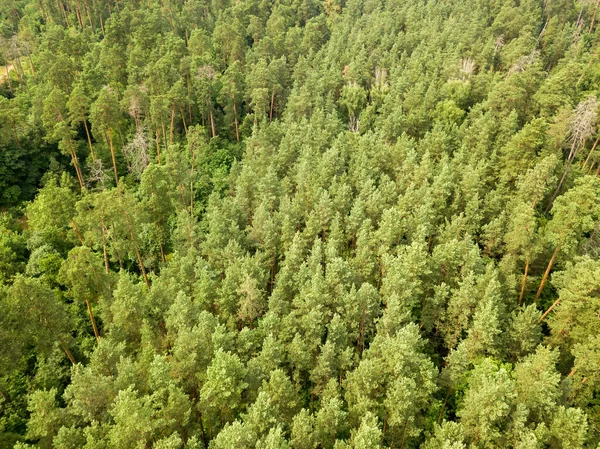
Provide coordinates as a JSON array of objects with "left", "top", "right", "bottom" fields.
[
  {"left": 590, "top": 0, "right": 600, "bottom": 33},
  {"left": 536, "top": 247, "right": 559, "bottom": 301},
  {"left": 86, "top": 299, "right": 100, "bottom": 342},
  {"left": 190, "top": 141, "right": 195, "bottom": 213},
  {"left": 161, "top": 122, "right": 167, "bottom": 150},
  {"left": 538, "top": 298, "right": 561, "bottom": 323},
  {"left": 11, "top": 58, "right": 24, "bottom": 87},
  {"left": 108, "top": 129, "right": 118, "bottom": 186},
  {"left": 59, "top": 340, "right": 76, "bottom": 365},
  {"left": 180, "top": 107, "right": 188, "bottom": 135},
  {"left": 26, "top": 54, "right": 36, "bottom": 81},
  {"left": 233, "top": 102, "right": 240, "bottom": 142},
  {"left": 102, "top": 222, "right": 109, "bottom": 273},
  {"left": 437, "top": 389, "right": 452, "bottom": 424},
  {"left": 83, "top": 116, "right": 95, "bottom": 160},
  {"left": 270, "top": 90, "right": 275, "bottom": 122},
  {"left": 63, "top": 1, "right": 71, "bottom": 27},
  {"left": 169, "top": 107, "right": 175, "bottom": 145},
  {"left": 359, "top": 314, "right": 365, "bottom": 354},
  {"left": 186, "top": 75, "right": 193, "bottom": 123},
  {"left": 70, "top": 147, "right": 85, "bottom": 189},
  {"left": 198, "top": 412, "right": 208, "bottom": 449},
  {"left": 57, "top": 0, "right": 70, "bottom": 27},
  {"left": 583, "top": 136, "right": 600, "bottom": 169},
  {"left": 74, "top": 0, "right": 84, "bottom": 28},
  {"left": 400, "top": 419, "right": 409, "bottom": 449},
  {"left": 99, "top": 12, "right": 105, "bottom": 34},
  {"left": 83, "top": 0, "right": 94, "bottom": 30},
  {"left": 209, "top": 110, "right": 216, "bottom": 137},
  {"left": 155, "top": 126, "right": 161, "bottom": 163},
  {"left": 135, "top": 246, "right": 150, "bottom": 290},
  {"left": 71, "top": 219, "right": 84, "bottom": 244},
  {"left": 547, "top": 158, "right": 574, "bottom": 212},
  {"left": 519, "top": 259, "right": 529, "bottom": 305}
]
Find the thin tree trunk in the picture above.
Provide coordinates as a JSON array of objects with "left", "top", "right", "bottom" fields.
[
  {"left": 538, "top": 298, "right": 561, "bottom": 323},
  {"left": 198, "top": 412, "right": 208, "bottom": 449},
  {"left": 161, "top": 122, "right": 167, "bottom": 150},
  {"left": 83, "top": 116, "right": 95, "bottom": 160},
  {"left": 169, "top": 106, "right": 175, "bottom": 145},
  {"left": 186, "top": 75, "right": 193, "bottom": 123},
  {"left": 270, "top": 254, "right": 277, "bottom": 293},
  {"left": 160, "top": 244, "right": 166, "bottom": 263},
  {"left": 400, "top": 419, "right": 409, "bottom": 449},
  {"left": 583, "top": 136, "right": 600, "bottom": 169},
  {"left": 590, "top": 0, "right": 600, "bottom": 33},
  {"left": 59, "top": 340, "right": 76, "bottom": 365},
  {"left": 83, "top": 0, "right": 94, "bottom": 30},
  {"left": 74, "top": 0, "right": 84, "bottom": 28},
  {"left": 27, "top": 54, "right": 36, "bottom": 81},
  {"left": 101, "top": 222, "right": 109, "bottom": 273},
  {"left": 136, "top": 246, "right": 150, "bottom": 290},
  {"left": 519, "top": 258, "right": 529, "bottom": 305},
  {"left": 61, "top": 0, "right": 70, "bottom": 27},
  {"left": 108, "top": 129, "right": 118, "bottom": 185},
  {"left": 12, "top": 58, "right": 24, "bottom": 87},
  {"left": 180, "top": 107, "right": 188, "bottom": 135},
  {"left": 359, "top": 314, "right": 365, "bottom": 354},
  {"left": 209, "top": 110, "right": 216, "bottom": 137},
  {"left": 71, "top": 219, "right": 84, "bottom": 244},
  {"left": 437, "top": 389, "right": 451, "bottom": 424},
  {"left": 57, "top": 0, "right": 68, "bottom": 26},
  {"left": 547, "top": 163, "right": 571, "bottom": 212},
  {"left": 86, "top": 299, "right": 100, "bottom": 342},
  {"left": 547, "top": 143, "right": 578, "bottom": 212},
  {"left": 233, "top": 102, "right": 240, "bottom": 142},
  {"left": 270, "top": 90, "right": 275, "bottom": 122},
  {"left": 70, "top": 147, "right": 85, "bottom": 189},
  {"left": 536, "top": 247, "right": 560, "bottom": 301},
  {"left": 155, "top": 127, "right": 161, "bottom": 163},
  {"left": 190, "top": 142, "right": 195, "bottom": 213}
]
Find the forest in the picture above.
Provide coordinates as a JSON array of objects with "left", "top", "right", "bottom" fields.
[{"left": 1, "top": 0, "right": 600, "bottom": 447}]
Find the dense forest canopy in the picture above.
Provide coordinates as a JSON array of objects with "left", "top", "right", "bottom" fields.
[{"left": 2, "top": 0, "right": 600, "bottom": 447}]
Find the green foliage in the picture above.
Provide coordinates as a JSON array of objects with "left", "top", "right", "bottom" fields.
[{"left": 3, "top": 0, "right": 600, "bottom": 447}]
